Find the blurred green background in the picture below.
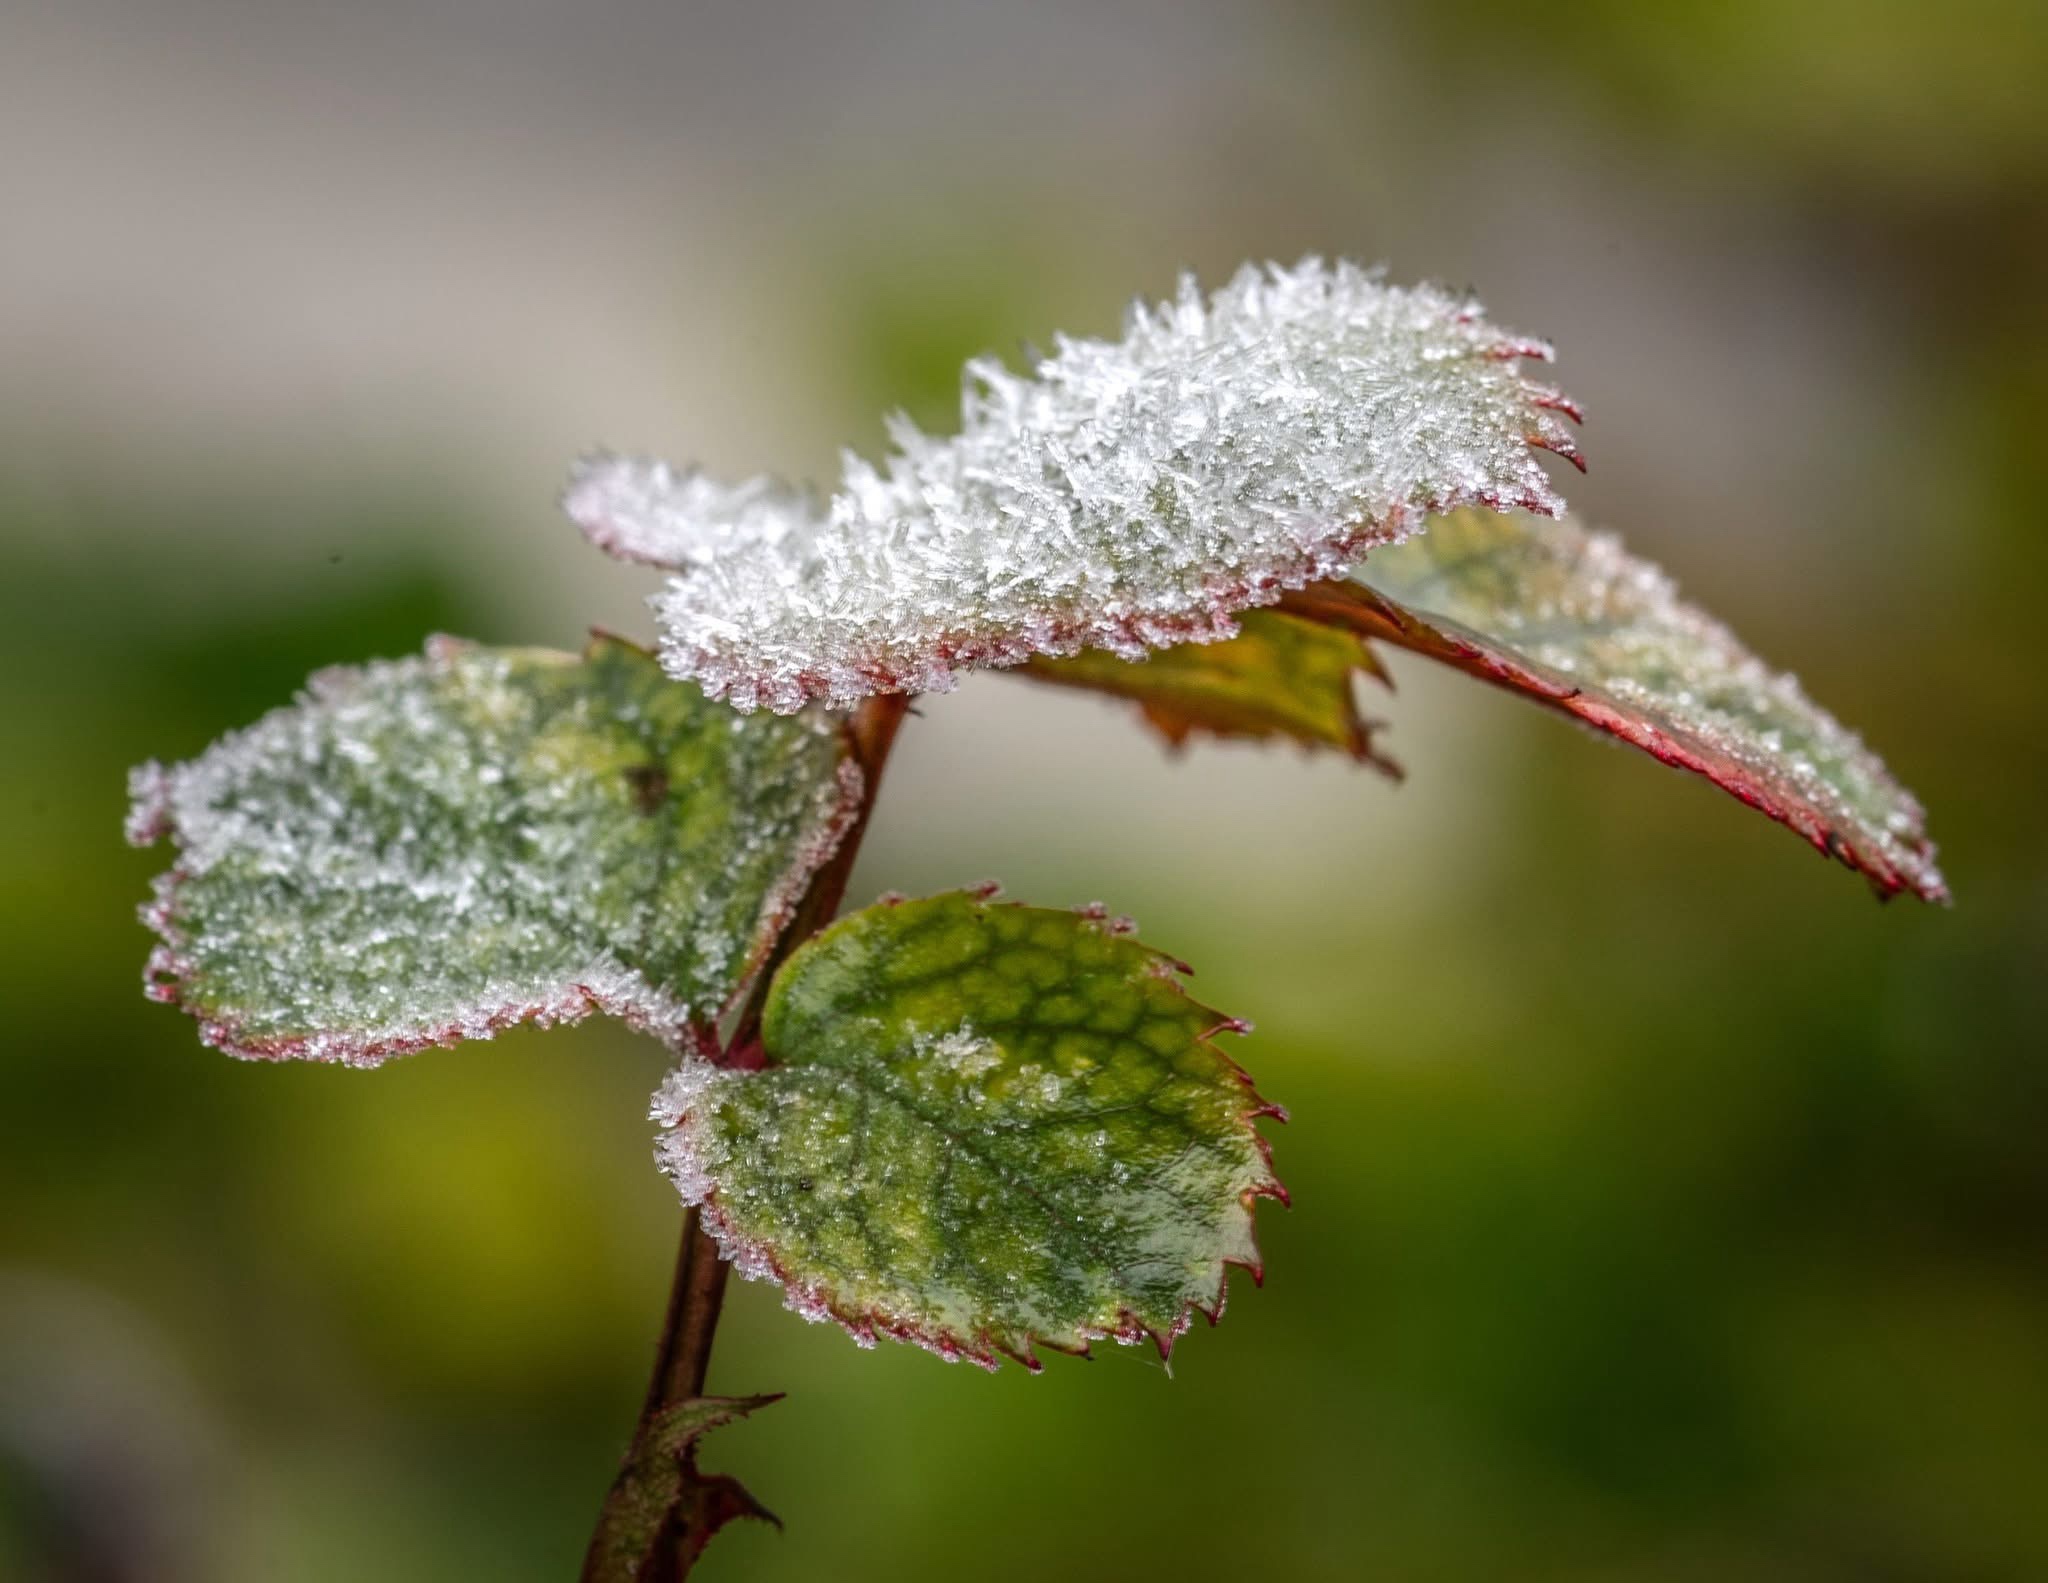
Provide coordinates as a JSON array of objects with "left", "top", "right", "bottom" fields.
[{"left": 4, "top": 2, "right": 2045, "bottom": 1578}]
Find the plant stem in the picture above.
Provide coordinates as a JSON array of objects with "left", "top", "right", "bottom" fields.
[
  {"left": 582, "top": 692, "right": 912, "bottom": 1581},
  {"left": 644, "top": 1207, "right": 733, "bottom": 1416},
  {"left": 749, "top": 693, "right": 912, "bottom": 1004}
]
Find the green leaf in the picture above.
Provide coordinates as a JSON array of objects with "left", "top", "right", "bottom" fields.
[
  {"left": 1282, "top": 508, "right": 1944, "bottom": 900},
  {"left": 1017, "top": 608, "right": 1399, "bottom": 771},
  {"left": 127, "top": 635, "right": 861, "bottom": 1064},
  {"left": 582, "top": 1394, "right": 782, "bottom": 1583},
  {"left": 652, "top": 891, "right": 1284, "bottom": 1370}
]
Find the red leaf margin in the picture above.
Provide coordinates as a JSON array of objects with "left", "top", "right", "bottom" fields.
[{"left": 1279, "top": 582, "right": 1947, "bottom": 903}]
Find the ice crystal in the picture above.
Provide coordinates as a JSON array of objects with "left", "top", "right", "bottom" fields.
[
  {"left": 127, "top": 636, "right": 859, "bottom": 1065},
  {"left": 1342, "top": 509, "right": 1945, "bottom": 900},
  {"left": 568, "top": 258, "right": 1580, "bottom": 712}
]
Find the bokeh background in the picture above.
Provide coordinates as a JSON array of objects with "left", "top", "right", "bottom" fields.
[{"left": 5, "top": 2, "right": 2045, "bottom": 1578}]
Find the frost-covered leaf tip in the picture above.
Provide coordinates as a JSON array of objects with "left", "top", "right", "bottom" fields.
[
  {"left": 127, "top": 636, "right": 861, "bottom": 1065},
  {"left": 1283, "top": 509, "right": 1945, "bottom": 901},
  {"left": 569, "top": 258, "right": 1581, "bottom": 713},
  {"left": 653, "top": 890, "right": 1284, "bottom": 1369}
]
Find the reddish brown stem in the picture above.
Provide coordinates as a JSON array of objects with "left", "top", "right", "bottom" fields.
[
  {"left": 645, "top": 1207, "right": 733, "bottom": 1416},
  {"left": 581, "top": 692, "right": 911, "bottom": 1581},
  {"left": 739, "top": 693, "right": 910, "bottom": 1029}
]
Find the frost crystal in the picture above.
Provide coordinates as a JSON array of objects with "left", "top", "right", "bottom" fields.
[
  {"left": 567, "top": 258, "right": 1581, "bottom": 712},
  {"left": 1343, "top": 509, "right": 1946, "bottom": 901},
  {"left": 127, "top": 636, "right": 860, "bottom": 1065}
]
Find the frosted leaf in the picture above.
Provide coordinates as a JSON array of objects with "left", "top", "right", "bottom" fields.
[
  {"left": 652, "top": 891, "right": 1284, "bottom": 1371},
  {"left": 1283, "top": 509, "right": 1944, "bottom": 900},
  {"left": 127, "top": 635, "right": 861, "bottom": 1065},
  {"left": 567, "top": 258, "right": 1581, "bottom": 713},
  {"left": 1018, "top": 607, "right": 1398, "bottom": 770}
]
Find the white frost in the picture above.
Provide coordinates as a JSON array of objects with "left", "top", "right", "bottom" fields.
[
  {"left": 568, "top": 258, "right": 1579, "bottom": 712},
  {"left": 651, "top": 1059, "right": 732, "bottom": 1206}
]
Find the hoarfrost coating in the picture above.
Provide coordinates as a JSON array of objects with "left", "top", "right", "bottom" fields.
[
  {"left": 566, "top": 258, "right": 1582, "bottom": 713},
  {"left": 125, "top": 638, "right": 861, "bottom": 1065},
  {"left": 1345, "top": 510, "right": 1946, "bottom": 901}
]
